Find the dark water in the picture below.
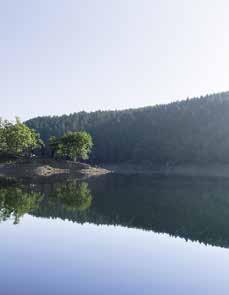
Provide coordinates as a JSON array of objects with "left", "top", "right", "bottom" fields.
[{"left": 1, "top": 174, "right": 229, "bottom": 294}]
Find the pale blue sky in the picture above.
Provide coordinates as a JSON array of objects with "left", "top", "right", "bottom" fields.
[{"left": 1, "top": 0, "right": 229, "bottom": 120}]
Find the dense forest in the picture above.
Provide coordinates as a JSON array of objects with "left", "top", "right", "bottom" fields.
[{"left": 26, "top": 91, "right": 229, "bottom": 164}]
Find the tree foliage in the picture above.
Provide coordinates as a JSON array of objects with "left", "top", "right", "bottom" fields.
[
  {"left": 0, "top": 118, "right": 42, "bottom": 157},
  {"left": 49, "top": 131, "right": 93, "bottom": 161}
]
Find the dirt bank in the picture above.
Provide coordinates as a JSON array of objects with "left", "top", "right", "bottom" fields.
[
  {"left": 2, "top": 160, "right": 229, "bottom": 180},
  {"left": 0, "top": 159, "right": 110, "bottom": 179}
]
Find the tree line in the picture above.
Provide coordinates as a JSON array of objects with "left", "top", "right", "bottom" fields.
[
  {"left": 0, "top": 118, "right": 93, "bottom": 161},
  {"left": 26, "top": 91, "right": 229, "bottom": 164}
]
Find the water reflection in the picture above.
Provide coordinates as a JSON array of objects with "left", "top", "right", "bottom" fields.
[
  {"left": 0, "top": 178, "right": 92, "bottom": 224},
  {"left": 1, "top": 175, "right": 229, "bottom": 248},
  {"left": 0, "top": 179, "right": 43, "bottom": 224},
  {"left": 46, "top": 181, "right": 92, "bottom": 212}
]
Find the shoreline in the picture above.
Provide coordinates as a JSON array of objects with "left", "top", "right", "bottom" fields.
[
  {"left": 1, "top": 160, "right": 229, "bottom": 179},
  {"left": 0, "top": 159, "right": 110, "bottom": 179}
]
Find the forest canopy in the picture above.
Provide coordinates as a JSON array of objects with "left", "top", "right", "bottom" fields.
[{"left": 25, "top": 91, "right": 229, "bottom": 164}]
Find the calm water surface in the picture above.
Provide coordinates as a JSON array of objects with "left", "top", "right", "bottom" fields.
[{"left": 1, "top": 174, "right": 229, "bottom": 294}]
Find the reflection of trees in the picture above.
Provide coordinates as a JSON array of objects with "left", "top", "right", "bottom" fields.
[
  {"left": 47, "top": 181, "right": 92, "bottom": 212},
  {"left": 0, "top": 179, "right": 92, "bottom": 225},
  {"left": 7, "top": 174, "right": 229, "bottom": 249},
  {"left": 0, "top": 186, "right": 43, "bottom": 224},
  {"left": 32, "top": 175, "right": 229, "bottom": 249}
]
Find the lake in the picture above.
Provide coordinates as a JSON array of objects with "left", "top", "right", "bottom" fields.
[{"left": 1, "top": 174, "right": 229, "bottom": 294}]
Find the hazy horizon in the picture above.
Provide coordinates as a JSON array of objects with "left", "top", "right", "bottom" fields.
[
  {"left": 2, "top": 89, "right": 229, "bottom": 122},
  {"left": 21, "top": 90, "right": 228, "bottom": 122},
  {"left": 1, "top": 0, "right": 229, "bottom": 121}
]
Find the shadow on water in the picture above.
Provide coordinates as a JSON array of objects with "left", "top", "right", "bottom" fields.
[{"left": 1, "top": 174, "right": 229, "bottom": 248}]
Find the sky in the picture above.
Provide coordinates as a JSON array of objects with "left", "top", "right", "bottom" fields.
[{"left": 0, "top": 0, "right": 229, "bottom": 121}]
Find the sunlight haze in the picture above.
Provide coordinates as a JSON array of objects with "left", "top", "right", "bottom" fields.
[{"left": 1, "top": 0, "right": 228, "bottom": 120}]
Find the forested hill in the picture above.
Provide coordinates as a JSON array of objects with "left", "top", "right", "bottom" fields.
[{"left": 26, "top": 91, "right": 229, "bottom": 164}]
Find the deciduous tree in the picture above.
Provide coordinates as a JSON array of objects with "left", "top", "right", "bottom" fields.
[
  {"left": 0, "top": 118, "right": 42, "bottom": 157},
  {"left": 49, "top": 131, "right": 93, "bottom": 161}
]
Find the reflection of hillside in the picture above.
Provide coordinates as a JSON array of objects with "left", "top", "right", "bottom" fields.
[
  {"left": 2, "top": 175, "right": 229, "bottom": 248},
  {"left": 33, "top": 175, "right": 229, "bottom": 249}
]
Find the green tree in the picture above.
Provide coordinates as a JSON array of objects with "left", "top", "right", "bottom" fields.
[
  {"left": 49, "top": 131, "right": 93, "bottom": 161},
  {"left": 0, "top": 118, "right": 42, "bottom": 157},
  {"left": 48, "top": 136, "right": 61, "bottom": 158}
]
